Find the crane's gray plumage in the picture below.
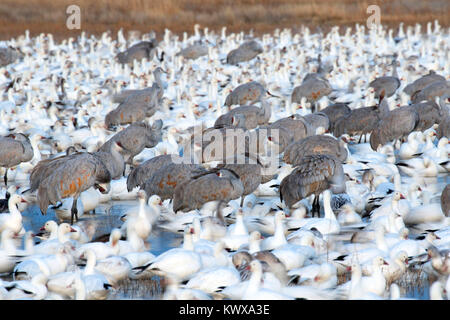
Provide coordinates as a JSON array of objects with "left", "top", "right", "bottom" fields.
[
  {"left": 436, "top": 94, "right": 450, "bottom": 139},
  {"left": 172, "top": 168, "right": 244, "bottom": 214},
  {"left": 176, "top": 43, "right": 208, "bottom": 60},
  {"left": 214, "top": 97, "right": 271, "bottom": 130},
  {"left": 283, "top": 135, "right": 348, "bottom": 165},
  {"left": 0, "top": 133, "right": 34, "bottom": 185},
  {"left": 407, "top": 100, "right": 442, "bottom": 132},
  {"left": 112, "top": 67, "right": 165, "bottom": 104},
  {"left": 291, "top": 77, "right": 332, "bottom": 113},
  {"left": 224, "top": 81, "right": 268, "bottom": 107},
  {"left": 126, "top": 154, "right": 181, "bottom": 192},
  {"left": 99, "top": 120, "right": 163, "bottom": 165},
  {"left": 442, "top": 184, "right": 450, "bottom": 217},
  {"left": 33, "top": 152, "right": 112, "bottom": 221},
  {"left": 0, "top": 46, "right": 22, "bottom": 67},
  {"left": 404, "top": 70, "right": 446, "bottom": 99},
  {"left": 412, "top": 81, "right": 450, "bottom": 104},
  {"left": 302, "top": 112, "right": 330, "bottom": 134},
  {"left": 142, "top": 162, "right": 207, "bottom": 201},
  {"left": 319, "top": 103, "right": 352, "bottom": 133},
  {"left": 368, "top": 60, "right": 401, "bottom": 99},
  {"left": 369, "top": 104, "right": 419, "bottom": 151},
  {"left": 226, "top": 40, "right": 263, "bottom": 65},
  {"left": 280, "top": 154, "right": 346, "bottom": 215},
  {"left": 116, "top": 40, "right": 159, "bottom": 65},
  {"left": 267, "top": 115, "right": 308, "bottom": 143}
]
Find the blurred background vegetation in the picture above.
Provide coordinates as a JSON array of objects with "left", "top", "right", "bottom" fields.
[{"left": 1, "top": 0, "right": 449, "bottom": 40}]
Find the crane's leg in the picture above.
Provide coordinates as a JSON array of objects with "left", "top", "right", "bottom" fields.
[
  {"left": 4, "top": 169, "right": 7, "bottom": 186},
  {"left": 312, "top": 196, "right": 320, "bottom": 218},
  {"left": 216, "top": 200, "right": 225, "bottom": 224},
  {"left": 71, "top": 197, "right": 78, "bottom": 225},
  {"left": 240, "top": 196, "right": 245, "bottom": 208},
  {"left": 358, "top": 134, "right": 362, "bottom": 144},
  {"left": 311, "top": 102, "right": 316, "bottom": 114}
]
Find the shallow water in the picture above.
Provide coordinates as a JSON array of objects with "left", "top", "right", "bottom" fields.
[{"left": 2, "top": 193, "right": 441, "bottom": 300}]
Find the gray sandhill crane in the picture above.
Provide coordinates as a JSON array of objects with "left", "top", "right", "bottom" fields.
[
  {"left": 30, "top": 143, "right": 125, "bottom": 224},
  {"left": 214, "top": 96, "right": 271, "bottom": 130},
  {"left": 172, "top": 168, "right": 244, "bottom": 221},
  {"left": 112, "top": 67, "right": 166, "bottom": 104},
  {"left": 319, "top": 103, "right": 352, "bottom": 133},
  {"left": 442, "top": 184, "right": 449, "bottom": 217},
  {"left": 224, "top": 81, "right": 279, "bottom": 107},
  {"left": 0, "top": 133, "right": 34, "bottom": 186},
  {"left": 368, "top": 58, "right": 401, "bottom": 99},
  {"left": 142, "top": 162, "right": 207, "bottom": 202},
  {"left": 291, "top": 77, "right": 332, "bottom": 114},
  {"left": 302, "top": 112, "right": 330, "bottom": 134},
  {"left": 333, "top": 93, "right": 389, "bottom": 143},
  {"left": 0, "top": 46, "right": 22, "bottom": 67},
  {"left": 126, "top": 154, "right": 182, "bottom": 192},
  {"left": 116, "top": 40, "right": 162, "bottom": 65},
  {"left": 99, "top": 120, "right": 163, "bottom": 169},
  {"left": 412, "top": 81, "right": 450, "bottom": 104},
  {"left": 283, "top": 135, "right": 348, "bottom": 165},
  {"left": 226, "top": 40, "right": 263, "bottom": 65},
  {"left": 267, "top": 115, "right": 309, "bottom": 143},
  {"left": 369, "top": 103, "right": 419, "bottom": 151},
  {"left": 404, "top": 70, "right": 446, "bottom": 100},
  {"left": 280, "top": 154, "right": 346, "bottom": 217},
  {"left": 176, "top": 43, "right": 208, "bottom": 60},
  {"left": 215, "top": 154, "right": 272, "bottom": 207},
  {"left": 436, "top": 93, "right": 450, "bottom": 139},
  {"left": 407, "top": 100, "right": 442, "bottom": 132}
]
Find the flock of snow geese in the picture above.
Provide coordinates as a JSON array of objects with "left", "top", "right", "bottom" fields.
[{"left": 0, "top": 21, "right": 449, "bottom": 300}]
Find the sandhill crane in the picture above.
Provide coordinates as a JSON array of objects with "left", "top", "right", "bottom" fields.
[
  {"left": 333, "top": 94, "right": 389, "bottom": 142},
  {"left": 412, "top": 81, "right": 450, "bottom": 104},
  {"left": 104, "top": 88, "right": 159, "bottom": 128},
  {"left": 214, "top": 96, "right": 271, "bottom": 130},
  {"left": 442, "top": 184, "right": 449, "bottom": 217},
  {"left": 172, "top": 168, "right": 244, "bottom": 220},
  {"left": 302, "top": 112, "right": 330, "bottom": 134},
  {"left": 369, "top": 104, "right": 419, "bottom": 151},
  {"left": 224, "top": 81, "right": 279, "bottom": 107},
  {"left": 0, "top": 46, "right": 22, "bottom": 67},
  {"left": 404, "top": 70, "right": 446, "bottom": 100},
  {"left": 30, "top": 143, "right": 125, "bottom": 224},
  {"left": 436, "top": 93, "right": 450, "bottom": 139},
  {"left": 406, "top": 100, "right": 442, "bottom": 132},
  {"left": 267, "top": 115, "right": 309, "bottom": 143},
  {"left": 116, "top": 40, "right": 161, "bottom": 65},
  {"left": 126, "top": 154, "right": 182, "bottom": 192},
  {"left": 176, "top": 43, "right": 208, "bottom": 60},
  {"left": 319, "top": 103, "right": 352, "bottom": 133},
  {"left": 283, "top": 135, "right": 348, "bottom": 165},
  {"left": 112, "top": 67, "right": 166, "bottom": 104},
  {"left": 291, "top": 77, "right": 332, "bottom": 114},
  {"left": 142, "top": 162, "right": 207, "bottom": 202},
  {"left": 369, "top": 58, "right": 401, "bottom": 99},
  {"left": 280, "top": 154, "right": 346, "bottom": 217},
  {"left": 0, "top": 133, "right": 34, "bottom": 185},
  {"left": 99, "top": 120, "right": 163, "bottom": 168},
  {"left": 226, "top": 40, "right": 263, "bottom": 65}
]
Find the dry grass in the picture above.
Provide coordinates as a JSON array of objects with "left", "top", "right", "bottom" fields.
[{"left": 1, "top": 0, "right": 449, "bottom": 41}]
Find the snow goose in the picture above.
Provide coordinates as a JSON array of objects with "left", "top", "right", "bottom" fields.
[
  {"left": 389, "top": 232, "right": 440, "bottom": 259},
  {"left": 93, "top": 254, "right": 132, "bottom": 286},
  {"left": 184, "top": 265, "right": 241, "bottom": 294},
  {"left": 337, "top": 203, "right": 362, "bottom": 226},
  {"left": 75, "top": 228, "right": 121, "bottom": 261},
  {"left": 300, "top": 190, "right": 341, "bottom": 235},
  {"left": 242, "top": 260, "right": 294, "bottom": 300},
  {"left": 162, "top": 276, "right": 212, "bottom": 300},
  {"left": 288, "top": 263, "right": 338, "bottom": 289},
  {"left": 120, "top": 190, "right": 152, "bottom": 240},
  {"left": 0, "top": 193, "right": 26, "bottom": 234},
  {"left": 260, "top": 211, "right": 288, "bottom": 250},
  {"left": 32, "top": 223, "right": 78, "bottom": 255},
  {"left": 363, "top": 250, "right": 409, "bottom": 283},
  {"left": 0, "top": 229, "right": 20, "bottom": 273},
  {"left": 133, "top": 246, "right": 203, "bottom": 282},
  {"left": 2, "top": 273, "right": 48, "bottom": 300},
  {"left": 430, "top": 281, "right": 447, "bottom": 300}
]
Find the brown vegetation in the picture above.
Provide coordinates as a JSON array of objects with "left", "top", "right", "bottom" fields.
[{"left": 0, "top": 0, "right": 449, "bottom": 40}]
